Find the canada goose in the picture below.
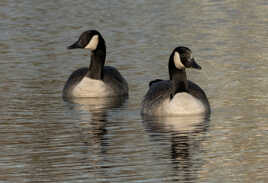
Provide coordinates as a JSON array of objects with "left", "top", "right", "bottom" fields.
[
  {"left": 141, "top": 46, "right": 210, "bottom": 116},
  {"left": 63, "top": 30, "right": 128, "bottom": 98}
]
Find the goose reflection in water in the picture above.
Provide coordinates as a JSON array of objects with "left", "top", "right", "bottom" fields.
[
  {"left": 64, "top": 96, "right": 127, "bottom": 143},
  {"left": 142, "top": 114, "right": 210, "bottom": 182},
  {"left": 63, "top": 96, "right": 127, "bottom": 158}
]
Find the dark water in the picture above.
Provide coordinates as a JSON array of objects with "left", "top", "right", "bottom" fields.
[{"left": 1, "top": 0, "right": 268, "bottom": 182}]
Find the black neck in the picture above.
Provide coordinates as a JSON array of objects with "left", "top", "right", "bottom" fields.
[
  {"left": 169, "top": 67, "right": 188, "bottom": 99},
  {"left": 87, "top": 38, "right": 106, "bottom": 80},
  {"left": 171, "top": 70, "right": 188, "bottom": 93}
]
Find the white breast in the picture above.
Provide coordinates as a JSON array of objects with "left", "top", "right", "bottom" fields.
[
  {"left": 159, "top": 92, "right": 206, "bottom": 115},
  {"left": 72, "top": 77, "right": 111, "bottom": 97}
]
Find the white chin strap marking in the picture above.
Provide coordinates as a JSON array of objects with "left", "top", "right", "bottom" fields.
[
  {"left": 85, "top": 35, "right": 99, "bottom": 50},
  {"left": 174, "top": 52, "right": 185, "bottom": 69}
]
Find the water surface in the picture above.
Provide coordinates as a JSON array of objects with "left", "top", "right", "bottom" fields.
[{"left": 1, "top": 0, "right": 268, "bottom": 182}]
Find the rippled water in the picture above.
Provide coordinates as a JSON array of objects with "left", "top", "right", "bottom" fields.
[{"left": 1, "top": 0, "right": 268, "bottom": 182}]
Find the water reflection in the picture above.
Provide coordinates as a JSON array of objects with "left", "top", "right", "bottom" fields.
[
  {"left": 143, "top": 114, "right": 210, "bottom": 182},
  {"left": 63, "top": 96, "right": 128, "bottom": 178},
  {"left": 64, "top": 96, "right": 128, "bottom": 113},
  {"left": 64, "top": 96, "right": 127, "bottom": 145}
]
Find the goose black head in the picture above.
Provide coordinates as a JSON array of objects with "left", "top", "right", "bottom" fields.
[
  {"left": 68, "top": 30, "right": 105, "bottom": 51},
  {"left": 169, "top": 46, "right": 201, "bottom": 70}
]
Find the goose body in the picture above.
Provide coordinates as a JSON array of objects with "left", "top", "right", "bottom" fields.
[
  {"left": 141, "top": 47, "right": 210, "bottom": 116},
  {"left": 63, "top": 30, "right": 128, "bottom": 98},
  {"left": 142, "top": 80, "right": 209, "bottom": 116}
]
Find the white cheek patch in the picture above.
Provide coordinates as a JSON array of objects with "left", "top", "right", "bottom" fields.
[
  {"left": 85, "top": 35, "right": 99, "bottom": 50},
  {"left": 174, "top": 52, "right": 185, "bottom": 69}
]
